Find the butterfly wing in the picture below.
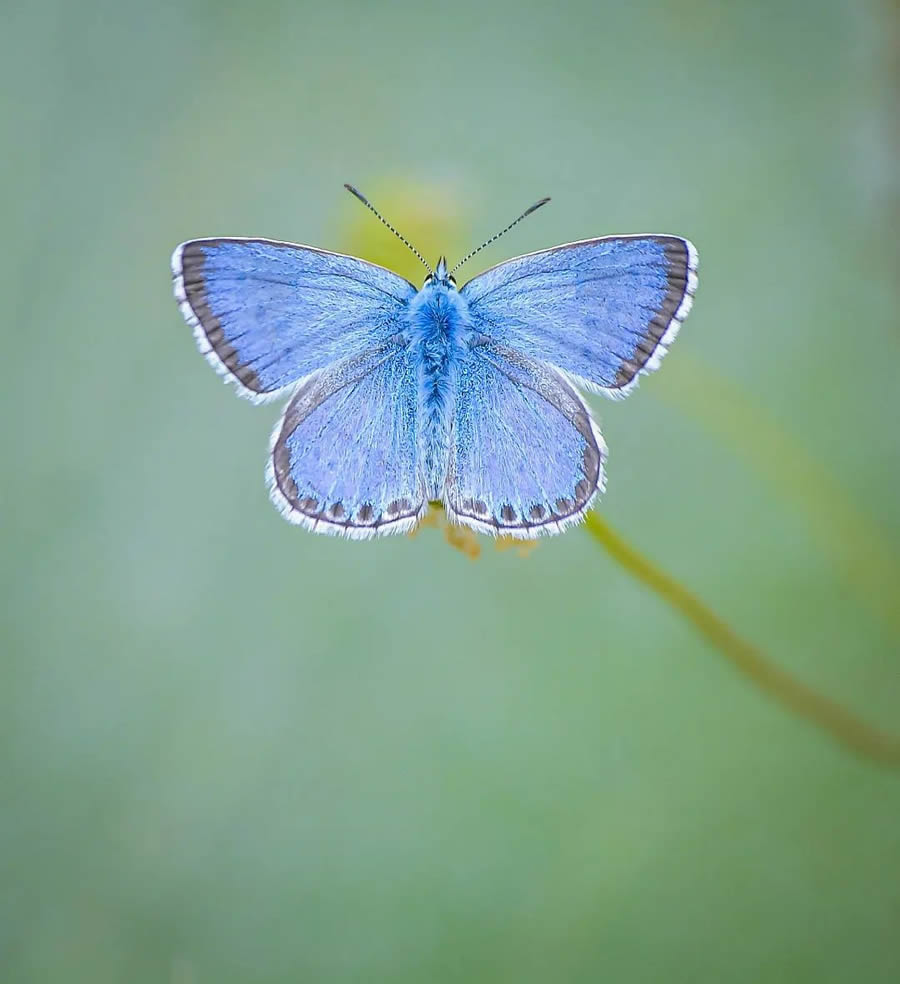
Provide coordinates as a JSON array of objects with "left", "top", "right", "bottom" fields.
[
  {"left": 445, "top": 340, "right": 606, "bottom": 537},
  {"left": 460, "top": 235, "right": 697, "bottom": 399},
  {"left": 172, "top": 238, "right": 417, "bottom": 403},
  {"left": 267, "top": 341, "right": 425, "bottom": 538}
]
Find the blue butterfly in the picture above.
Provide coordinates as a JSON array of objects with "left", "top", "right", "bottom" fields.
[{"left": 172, "top": 185, "right": 697, "bottom": 539}]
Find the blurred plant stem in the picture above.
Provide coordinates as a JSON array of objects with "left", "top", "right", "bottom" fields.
[
  {"left": 585, "top": 511, "right": 900, "bottom": 768},
  {"left": 653, "top": 351, "right": 900, "bottom": 642}
]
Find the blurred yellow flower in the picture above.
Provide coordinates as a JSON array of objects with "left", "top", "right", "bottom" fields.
[
  {"left": 409, "top": 502, "right": 538, "bottom": 559},
  {"left": 338, "top": 175, "right": 468, "bottom": 285}
]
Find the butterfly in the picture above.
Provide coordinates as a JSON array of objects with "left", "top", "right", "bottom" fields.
[{"left": 172, "top": 185, "right": 697, "bottom": 540}]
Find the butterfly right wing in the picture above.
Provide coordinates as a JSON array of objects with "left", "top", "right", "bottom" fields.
[
  {"left": 267, "top": 340, "right": 425, "bottom": 538},
  {"left": 172, "top": 237, "right": 417, "bottom": 403},
  {"left": 461, "top": 235, "right": 697, "bottom": 399}
]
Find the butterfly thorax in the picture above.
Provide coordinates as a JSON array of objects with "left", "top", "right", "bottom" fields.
[{"left": 408, "top": 280, "right": 472, "bottom": 499}]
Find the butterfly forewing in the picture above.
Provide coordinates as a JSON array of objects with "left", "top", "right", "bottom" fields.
[
  {"left": 173, "top": 238, "right": 417, "bottom": 402},
  {"left": 461, "top": 235, "right": 697, "bottom": 399}
]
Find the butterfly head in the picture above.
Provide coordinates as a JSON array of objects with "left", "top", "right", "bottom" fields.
[{"left": 424, "top": 256, "right": 457, "bottom": 290}]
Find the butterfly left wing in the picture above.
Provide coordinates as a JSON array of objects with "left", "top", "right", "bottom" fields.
[
  {"left": 267, "top": 340, "right": 425, "bottom": 537},
  {"left": 445, "top": 341, "right": 606, "bottom": 537},
  {"left": 461, "top": 235, "right": 697, "bottom": 399},
  {"left": 173, "top": 238, "right": 417, "bottom": 403}
]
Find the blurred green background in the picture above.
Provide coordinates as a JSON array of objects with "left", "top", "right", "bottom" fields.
[{"left": 2, "top": 0, "right": 899, "bottom": 980}]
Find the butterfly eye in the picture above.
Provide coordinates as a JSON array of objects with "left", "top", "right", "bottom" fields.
[
  {"left": 448, "top": 275, "right": 457, "bottom": 287},
  {"left": 424, "top": 274, "right": 433, "bottom": 286}
]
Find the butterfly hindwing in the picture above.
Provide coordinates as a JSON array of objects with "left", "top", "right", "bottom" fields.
[
  {"left": 267, "top": 340, "right": 425, "bottom": 538},
  {"left": 173, "top": 238, "right": 417, "bottom": 402},
  {"left": 446, "top": 341, "right": 606, "bottom": 537},
  {"left": 461, "top": 236, "right": 697, "bottom": 399}
]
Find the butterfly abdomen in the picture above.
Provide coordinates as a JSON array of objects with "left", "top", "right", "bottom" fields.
[{"left": 408, "top": 286, "right": 472, "bottom": 499}]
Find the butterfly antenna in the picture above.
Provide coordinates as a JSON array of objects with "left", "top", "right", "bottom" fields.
[
  {"left": 450, "top": 196, "right": 551, "bottom": 276},
  {"left": 344, "top": 183, "right": 433, "bottom": 275}
]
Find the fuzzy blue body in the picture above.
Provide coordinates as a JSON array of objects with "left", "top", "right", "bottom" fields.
[
  {"left": 173, "top": 231, "right": 697, "bottom": 538},
  {"left": 408, "top": 281, "right": 471, "bottom": 499}
]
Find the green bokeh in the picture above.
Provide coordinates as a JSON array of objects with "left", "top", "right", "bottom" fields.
[{"left": 2, "top": 1, "right": 899, "bottom": 981}]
